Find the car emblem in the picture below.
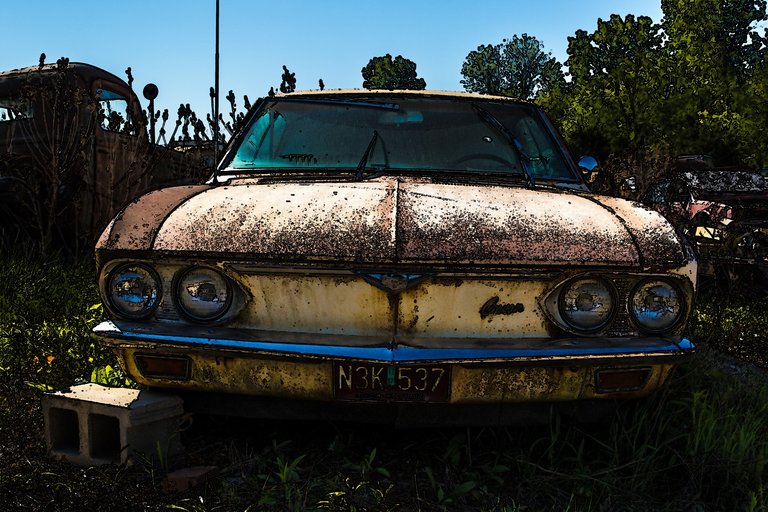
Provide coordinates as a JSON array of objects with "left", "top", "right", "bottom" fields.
[
  {"left": 479, "top": 296, "right": 525, "bottom": 320},
  {"left": 359, "top": 273, "right": 431, "bottom": 293}
]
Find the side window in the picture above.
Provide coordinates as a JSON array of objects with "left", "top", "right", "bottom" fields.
[
  {"left": 97, "top": 88, "right": 137, "bottom": 135},
  {"left": 0, "top": 98, "right": 33, "bottom": 122},
  {"left": 231, "top": 108, "right": 286, "bottom": 167}
]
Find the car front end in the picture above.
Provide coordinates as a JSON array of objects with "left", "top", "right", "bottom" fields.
[{"left": 93, "top": 91, "right": 696, "bottom": 424}]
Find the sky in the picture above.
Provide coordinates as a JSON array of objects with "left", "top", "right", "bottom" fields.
[{"left": 0, "top": 0, "right": 664, "bottom": 122}]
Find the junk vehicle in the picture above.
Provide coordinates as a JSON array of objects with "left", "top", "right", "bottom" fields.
[
  {"left": 92, "top": 90, "right": 697, "bottom": 425},
  {"left": 644, "top": 163, "right": 768, "bottom": 289},
  {"left": 0, "top": 60, "right": 208, "bottom": 252}
]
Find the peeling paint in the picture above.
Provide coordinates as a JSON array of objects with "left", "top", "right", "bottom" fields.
[{"left": 99, "top": 178, "right": 687, "bottom": 269}]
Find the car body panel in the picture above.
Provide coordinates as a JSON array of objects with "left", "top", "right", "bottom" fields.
[
  {"left": 99, "top": 178, "right": 686, "bottom": 269},
  {"left": 96, "top": 185, "right": 211, "bottom": 251}
]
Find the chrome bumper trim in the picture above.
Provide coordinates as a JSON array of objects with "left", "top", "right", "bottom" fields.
[{"left": 93, "top": 321, "right": 695, "bottom": 363}]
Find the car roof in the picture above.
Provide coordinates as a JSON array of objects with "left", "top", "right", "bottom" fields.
[
  {"left": 275, "top": 89, "right": 533, "bottom": 105},
  {"left": 681, "top": 169, "right": 768, "bottom": 193}
]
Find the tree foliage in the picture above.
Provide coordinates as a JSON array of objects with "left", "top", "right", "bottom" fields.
[
  {"left": 361, "top": 54, "right": 426, "bottom": 90},
  {"left": 663, "top": 0, "right": 766, "bottom": 77},
  {"left": 659, "top": 0, "right": 767, "bottom": 164},
  {"left": 543, "top": 15, "right": 668, "bottom": 158},
  {"left": 460, "top": 34, "right": 564, "bottom": 100},
  {"left": 541, "top": 2, "right": 768, "bottom": 171}
]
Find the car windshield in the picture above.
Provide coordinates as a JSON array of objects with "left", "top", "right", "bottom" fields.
[{"left": 223, "top": 96, "right": 577, "bottom": 181}]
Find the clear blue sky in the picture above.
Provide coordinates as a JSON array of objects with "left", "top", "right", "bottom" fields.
[{"left": 1, "top": 1, "right": 663, "bottom": 119}]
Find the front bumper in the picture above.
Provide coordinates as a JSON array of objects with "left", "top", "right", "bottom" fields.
[{"left": 93, "top": 320, "right": 695, "bottom": 403}]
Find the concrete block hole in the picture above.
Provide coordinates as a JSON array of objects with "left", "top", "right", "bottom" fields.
[
  {"left": 48, "top": 407, "right": 79, "bottom": 455},
  {"left": 89, "top": 414, "right": 121, "bottom": 462}
]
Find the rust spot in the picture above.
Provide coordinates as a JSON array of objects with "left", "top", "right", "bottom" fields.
[
  {"left": 397, "top": 184, "right": 643, "bottom": 266},
  {"left": 153, "top": 181, "right": 397, "bottom": 262},
  {"left": 97, "top": 185, "right": 210, "bottom": 251},
  {"left": 111, "top": 179, "right": 686, "bottom": 270}
]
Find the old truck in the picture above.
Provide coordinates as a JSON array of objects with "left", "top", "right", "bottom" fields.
[{"left": 0, "top": 59, "right": 209, "bottom": 254}]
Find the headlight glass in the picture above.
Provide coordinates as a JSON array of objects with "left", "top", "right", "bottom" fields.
[
  {"left": 630, "top": 279, "right": 683, "bottom": 333},
  {"left": 107, "top": 264, "right": 161, "bottom": 319},
  {"left": 559, "top": 277, "right": 615, "bottom": 332},
  {"left": 176, "top": 267, "right": 232, "bottom": 321}
]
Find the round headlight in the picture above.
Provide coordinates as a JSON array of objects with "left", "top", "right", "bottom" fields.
[
  {"left": 558, "top": 277, "right": 616, "bottom": 333},
  {"left": 630, "top": 279, "right": 683, "bottom": 333},
  {"left": 175, "top": 267, "right": 232, "bottom": 321},
  {"left": 107, "top": 264, "right": 161, "bottom": 319}
]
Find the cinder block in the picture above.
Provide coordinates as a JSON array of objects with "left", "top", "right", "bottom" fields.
[{"left": 42, "top": 383, "right": 184, "bottom": 466}]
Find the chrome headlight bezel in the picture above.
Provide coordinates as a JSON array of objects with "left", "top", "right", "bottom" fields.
[
  {"left": 628, "top": 278, "right": 686, "bottom": 334},
  {"left": 105, "top": 263, "right": 162, "bottom": 320},
  {"left": 173, "top": 266, "right": 234, "bottom": 323},
  {"left": 542, "top": 272, "right": 693, "bottom": 337},
  {"left": 556, "top": 276, "right": 617, "bottom": 334}
]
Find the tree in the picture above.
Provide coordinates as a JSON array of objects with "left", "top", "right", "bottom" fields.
[
  {"left": 540, "top": 2, "right": 768, "bottom": 193},
  {"left": 662, "top": 0, "right": 766, "bottom": 79},
  {"left": 460, "top": 34, "right": 564, "bottom": 100},
  {"left": 361, "top": 54, "right": 426, "bottom": 90},
  {"left": 459, "top": 44, "right": 504, "bottom": 95},
  {"left": 744, "top": 54, "right": 768, "bottom": 166},
  {"left": 660, "top": 0, "right": 768, "bottom": 164},
  {"left": 543, "top": 15, "right": 668, "bottom": 159}
]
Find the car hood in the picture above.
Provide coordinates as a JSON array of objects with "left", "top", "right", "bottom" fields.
[{"left": 97, "top": 177, "right": 686, "bottom": 268}]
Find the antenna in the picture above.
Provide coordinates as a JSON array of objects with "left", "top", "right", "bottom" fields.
[{"left": 213, "top": 0, "right": 220, "bottom": 182}]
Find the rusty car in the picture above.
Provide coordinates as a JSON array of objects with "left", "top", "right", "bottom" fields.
[
  {"left": 92, "top": 90, "right": 697, "bottom": 425},
  {"left": 643, "top": 166, "right": 768, "bottom": 289}
]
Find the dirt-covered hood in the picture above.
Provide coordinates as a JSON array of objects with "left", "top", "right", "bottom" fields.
[{"left": 97, "top": 178, "right": 687, "bottom": 268}]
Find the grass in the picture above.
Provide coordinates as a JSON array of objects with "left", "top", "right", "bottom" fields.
[{"left": 1, "top": 254, "right": 767, "bottom": 511}]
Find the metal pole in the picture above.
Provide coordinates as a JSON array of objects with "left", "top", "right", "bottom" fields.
[
  {"left": 213, "top": 0, "right": 220, "bottom": 174},
  {"left": 149, "top": 97, "right": 155, "bottom": 145}
]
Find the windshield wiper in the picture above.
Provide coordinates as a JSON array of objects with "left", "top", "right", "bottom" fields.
[
  {"left": 472, "top": 103, "right": 536, "bottom": 188},
  {"left": 355, "top": 130, "right": 380, "bottom": 180}
]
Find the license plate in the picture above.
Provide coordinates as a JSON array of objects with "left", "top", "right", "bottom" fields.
[{"left": 333, "top": 362, "right": 451, "bottom": 402}]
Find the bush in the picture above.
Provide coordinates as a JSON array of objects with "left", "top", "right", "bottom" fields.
[{"left": 0, "top": 254, "right": 113, "bottom": 395}]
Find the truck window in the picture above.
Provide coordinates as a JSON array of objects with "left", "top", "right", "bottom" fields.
[
  {"left": 97, "top": 88, "right": 137, "bottom": 135},
  {"left": 0, "top": 98, "right": 32, "bottom": 122}
]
